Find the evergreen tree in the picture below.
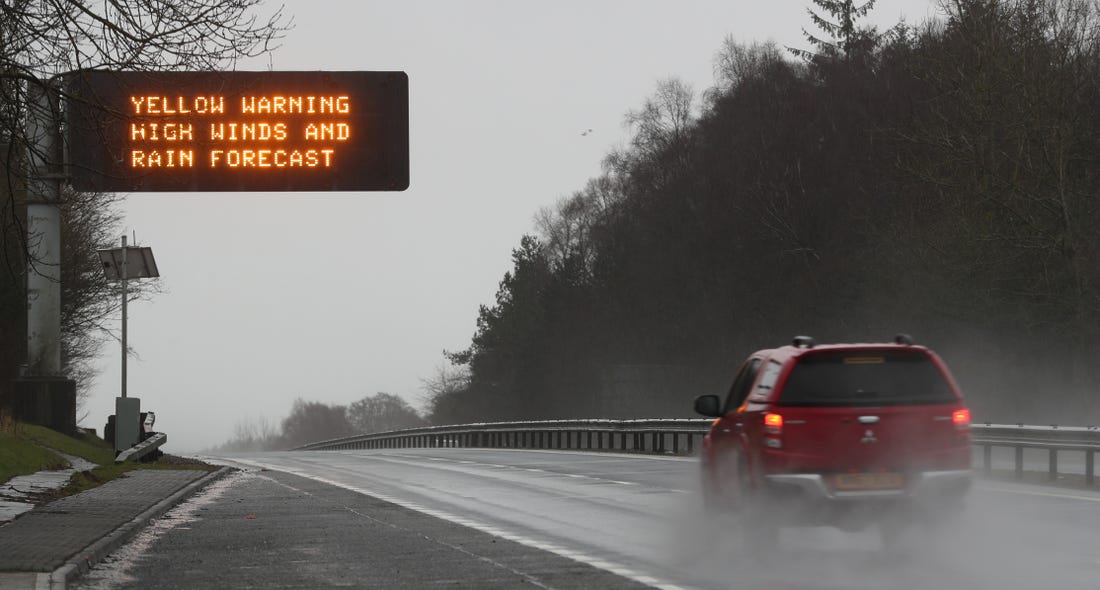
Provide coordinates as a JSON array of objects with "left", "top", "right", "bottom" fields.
[{"left": 789, "top": 0, "right": 879, "bottom": 61}]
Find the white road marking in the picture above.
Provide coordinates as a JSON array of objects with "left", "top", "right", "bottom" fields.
[
  {"left": 229, "top": 458, "right": 695, "bottom": 590},
  {"left": 979, "top": 484, "right": 1100, "bottom": 503}
]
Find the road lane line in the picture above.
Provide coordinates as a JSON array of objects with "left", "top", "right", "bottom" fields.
[{"left": 979, "top": 484, "right": 1100, "bottom": 502}]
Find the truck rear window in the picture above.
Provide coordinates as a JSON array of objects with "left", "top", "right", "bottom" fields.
[{"left": 777, "top": 350, "right": 957, "bottom": 407}]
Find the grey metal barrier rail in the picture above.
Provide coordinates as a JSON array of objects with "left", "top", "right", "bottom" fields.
[
  {"left": 296, "top": 420, "right": 1100, "bottom": 486},
  {"left": 972, "top": 423, "right": 1100, "bottom": 485},
  {"left": 296, "top": 418, "right": 714, "bottom": 455}
]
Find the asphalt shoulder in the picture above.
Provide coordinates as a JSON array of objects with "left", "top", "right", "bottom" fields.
[{"left": 0, "top": 467, "right": 228, "bottom": 588}]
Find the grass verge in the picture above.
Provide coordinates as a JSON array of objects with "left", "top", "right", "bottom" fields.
[{"left": 1, "top": 419, "right": 215, "bottom": 502}]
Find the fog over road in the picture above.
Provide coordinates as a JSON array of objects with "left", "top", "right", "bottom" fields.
[{"left": 214, "top": 449, "right": 1100, "bottom": 590}]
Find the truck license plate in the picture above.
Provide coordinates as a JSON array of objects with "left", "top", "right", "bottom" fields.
[{"left": 833, "top": 472, "right": 904, "bottom": 490}]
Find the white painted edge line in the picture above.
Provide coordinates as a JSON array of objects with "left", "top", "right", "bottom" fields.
[
  {"left": 230, "top": 458, "right": 694, "bottom": 590},
  {"left": 978, "top": 484, "right": 1100, "bottom": 503}
]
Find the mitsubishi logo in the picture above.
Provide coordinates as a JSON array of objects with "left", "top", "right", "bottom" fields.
[{"left": 861, "top": 429, "right": 878, "bottom": 444}]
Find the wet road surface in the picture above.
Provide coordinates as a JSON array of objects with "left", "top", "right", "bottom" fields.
[{"left": 79, "top": 449, "right": 1100, "bottom": 589}]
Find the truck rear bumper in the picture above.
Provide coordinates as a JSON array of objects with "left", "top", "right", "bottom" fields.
[
  {"left": 761, "top": 469, "right": 971, "bottom": 528},
  {"left": 764, "top": 469, "right": 972, "bottom": 501}
]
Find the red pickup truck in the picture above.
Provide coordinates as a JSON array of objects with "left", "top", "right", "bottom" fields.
[{"left": 694, "top": 335, "right": 972, "bottom": 544}]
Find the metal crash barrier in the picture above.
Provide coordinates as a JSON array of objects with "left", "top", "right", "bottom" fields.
[
  {"left": 971, "top": 424, "right": 1100, "bottom": 485},
  {"left": 295, "top": 421, "right": 1100, "bottom": 486},
  {"left": 296, "top": 419, "right": 713, "bottom": 455}
]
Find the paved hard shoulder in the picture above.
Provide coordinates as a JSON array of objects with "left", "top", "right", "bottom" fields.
[{"left": 0, "top": 470, "right": 209, "bottom": 574}]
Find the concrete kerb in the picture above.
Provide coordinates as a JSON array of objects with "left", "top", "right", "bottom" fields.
[{"left": 46, "top": 466, "right": 233, "bottom": 590}]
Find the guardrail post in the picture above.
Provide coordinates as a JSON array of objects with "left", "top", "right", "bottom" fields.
[
  {"left": 982, "top": 444, "right": 992, "bottom": 475},
  {"left": 1049, "top": 449, "right": 1058, "bottom": 481},
  {"left": 1015, "top": 446, "right": 1024, "bottom": 480},
  {"left": 673, "top": 433, "right": 680, "bottom": 454},
  {"left": 1087, "top": 451, "right": 1095, "bottom": 486}
]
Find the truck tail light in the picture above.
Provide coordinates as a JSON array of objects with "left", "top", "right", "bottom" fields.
[
  {"left": 953, "top": 408, "right": 971, "bottom": 430},
  {"left": 763, "top": 413, "right": 783, "bottom": 449},
  {"left": 763, "top": 412, "right": 783, "bottom": 435}
]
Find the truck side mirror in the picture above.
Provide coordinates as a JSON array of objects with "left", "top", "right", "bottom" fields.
[{"left": 694, "top": 394, "right": 722, "bottom": 417}]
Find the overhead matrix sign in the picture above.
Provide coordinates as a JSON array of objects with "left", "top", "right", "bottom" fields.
[{"left": 66, "top": 70, "right": 409, "bottom": 192}]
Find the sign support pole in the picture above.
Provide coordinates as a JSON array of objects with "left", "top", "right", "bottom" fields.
[
  {"left": 26, "top": 81, "right": 62, "bottom": 375},
  {"left": 8, "top": 78, "right": 77, "bottom": 434},
  {"left": 121, "top": 235, "right": 128, "bottom": 399}
]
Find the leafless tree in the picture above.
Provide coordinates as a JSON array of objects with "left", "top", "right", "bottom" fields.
[
  {"left": 0, "top": 0, "right": 290, "bottom": 409},
  {"left": 347, "top": 392, "right": 424, "bottom": 434}
]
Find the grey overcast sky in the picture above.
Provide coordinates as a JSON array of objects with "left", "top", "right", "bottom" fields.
[{"left": 83, "top": 0, "right": 942, "bottom": 451}]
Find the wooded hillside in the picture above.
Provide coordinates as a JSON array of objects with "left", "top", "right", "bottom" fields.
[{"left": 432, "top": 0, "right": 1100, "bottom": 426}]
